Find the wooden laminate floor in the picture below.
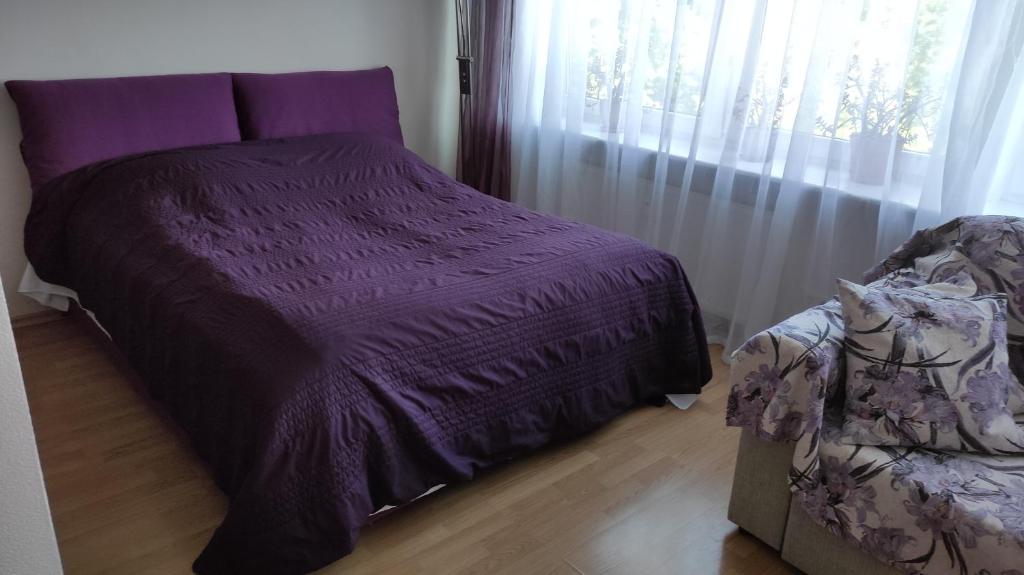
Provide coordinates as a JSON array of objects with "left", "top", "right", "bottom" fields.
[{"left": 14, "top": 316, "right": 795, "bottom": 575}]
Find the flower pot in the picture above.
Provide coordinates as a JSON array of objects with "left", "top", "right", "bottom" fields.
[{"left": 849, "top": 132, "right": 894, "bottom": 185}]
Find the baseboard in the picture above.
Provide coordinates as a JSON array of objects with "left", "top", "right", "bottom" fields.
[{"left": 11, "top": 309, "right": 65, "bottom": 329}]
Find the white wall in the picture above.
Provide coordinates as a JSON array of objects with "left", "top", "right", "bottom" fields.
[
  {"left": 0, "top": 0, "right": 459, "bottom": 317},
  {"left": 0, "top": 275, "right": 62, "bottom": 574}
]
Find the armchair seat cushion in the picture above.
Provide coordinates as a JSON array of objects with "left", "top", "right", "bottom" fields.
[{"left": 795, "top": 430, "right": 1024, "bottom": 575}]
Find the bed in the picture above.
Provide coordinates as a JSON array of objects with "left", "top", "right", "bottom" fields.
[{"left": 7, "top": 70, "right": 711, "bottom": 574}]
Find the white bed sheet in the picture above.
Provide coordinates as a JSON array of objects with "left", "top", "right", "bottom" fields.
[
  {"left": 20, "top": 264, "right": 108, "bottom": 337},
  {"left": 20, "top": 264, "right": 75, "bottom": 312}
]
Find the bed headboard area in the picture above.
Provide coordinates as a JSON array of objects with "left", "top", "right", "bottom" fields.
[
  {"left": 2, "top": 65, "right": 415, "bottom": 318},
  {"left": 2, "top": 66, "right": 408, "bottom": 313},
  {"left": 0, "top": 0, "right": 456, "bottom": 318},
  {"left": 6, "top": 73, "right": 241, "bottom": 191},
  {"left": 233, "top": 68, "right": 403, "bottom": 144},
  {"left": 5, "top": 68, "right": 404, "bottom": 191}
]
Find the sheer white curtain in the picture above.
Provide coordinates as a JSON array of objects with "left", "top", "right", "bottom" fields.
[{"left": 510, "top": 0, "right": 1024, "bottom": 354}]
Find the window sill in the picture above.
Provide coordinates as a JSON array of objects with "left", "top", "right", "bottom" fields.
[{"left": 566, "top": 130, "right": 920, "bottom": 219}]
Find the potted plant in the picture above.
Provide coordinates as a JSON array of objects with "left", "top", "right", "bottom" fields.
[
  {"left": 739, "top": 72, "right": 790, "bottom": 161},
  {"left": 831, "top": 56, "right": 901, "bottom": 185},
  {"left": 893, "top": 0, "right": 946, "bottom": 176},
  {"left": 819, "top": 0, "right": 947, "bottom": 185}
]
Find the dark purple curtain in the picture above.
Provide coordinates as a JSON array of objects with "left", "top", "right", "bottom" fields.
[{"left": 456, "top": 0, "right": 514, "bottom": 201}]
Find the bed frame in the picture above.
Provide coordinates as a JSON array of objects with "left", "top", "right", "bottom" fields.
[{"left": 728, "top": 430, "right": 901, "bottom": 575}]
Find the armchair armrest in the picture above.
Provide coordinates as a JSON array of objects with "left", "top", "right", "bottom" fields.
[{"left": 726, "top": 299, "right": 845, "bottom": 443}]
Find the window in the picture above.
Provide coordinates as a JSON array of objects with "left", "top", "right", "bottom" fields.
[{"left": 572, "top": 0, "right": 972, "bottom": 201}]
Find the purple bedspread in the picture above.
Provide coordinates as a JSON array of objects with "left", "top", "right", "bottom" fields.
[{"left": 24, "top": 133, "right": 711, "bottom": 574}]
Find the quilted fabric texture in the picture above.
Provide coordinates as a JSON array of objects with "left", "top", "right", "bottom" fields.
[
  {"left": 838, "top": 278, "right": 1024, "bottom": 453},
  {"left": 24, "top": 132, "right": 711, "bottom": 573}
]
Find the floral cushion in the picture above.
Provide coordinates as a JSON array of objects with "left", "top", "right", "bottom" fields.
[
  {"left": 725, "top": 267, "right": 925, "bottom": 444},
  {"left": 838, "top": 278, "right": 1024, "bottom": 453},
  {"left": 866, "top": 216, "right": 1024, "bottom": 411}
]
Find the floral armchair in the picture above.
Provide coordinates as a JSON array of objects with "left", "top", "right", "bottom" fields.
[{"left": 727, "top": 216, "right": 1024, "bottom": 575}]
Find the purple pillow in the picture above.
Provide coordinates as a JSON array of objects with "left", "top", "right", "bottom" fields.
[
  {"left": 6, "top": 73, "right": 241, "bottom": 191},
  {"left": 232, "top": 67, "right": 403, "bottom": 144}
]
